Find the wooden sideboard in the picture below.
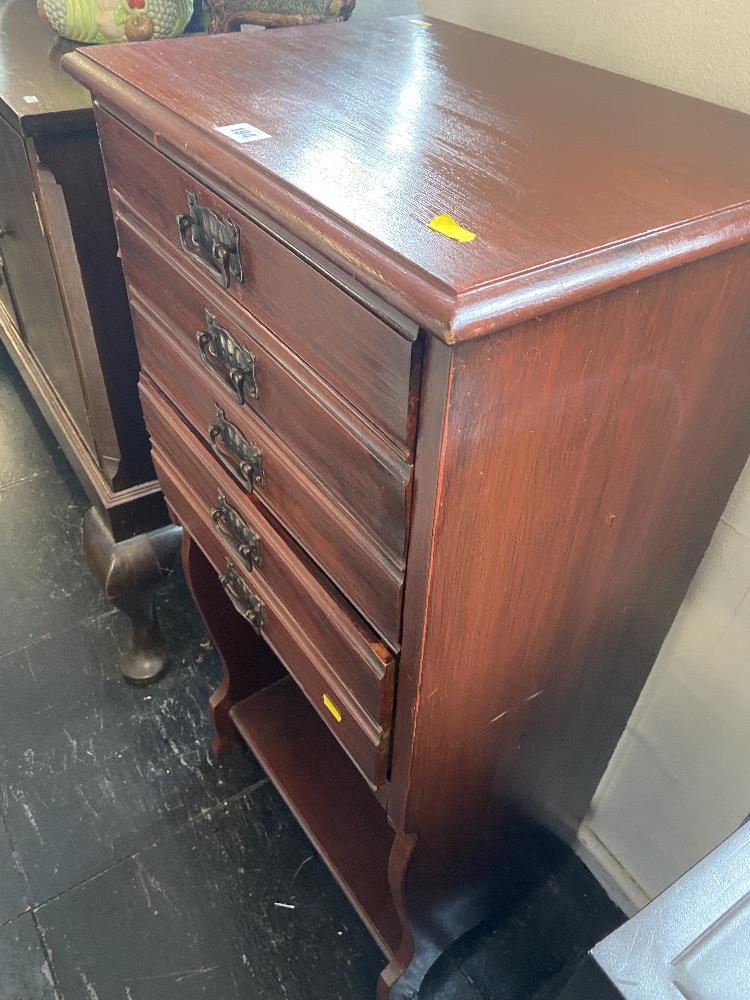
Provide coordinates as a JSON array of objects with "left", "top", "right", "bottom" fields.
[
  {"left": 0, "top": 0, "right": 179, "bottom": 682},
  {"left": 66, "top": 17, "right": 750, "bottom": 998}
]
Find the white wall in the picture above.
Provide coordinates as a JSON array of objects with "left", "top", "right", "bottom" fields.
[
  {"left": 420, "top": 0, "right": 750, "bottom": 908},
  {"left": 585, "top": 460, "right": 750, "bottom": 906},
  {"left": 419, "top": 0, "right": 750, "bottom": 113}
]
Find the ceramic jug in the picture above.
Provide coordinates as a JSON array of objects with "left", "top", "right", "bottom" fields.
[{"left": 38, "top": 0, "right": 192, "bottom": 43}]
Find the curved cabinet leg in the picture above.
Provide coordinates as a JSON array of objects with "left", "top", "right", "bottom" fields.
[
  {"left": 378, "top": 828, "right": 535, "bottom": 1000},
  {"left": 181, "top": 532, "right": 283, "bottom": 756},
  {"left": 377, "top": 834, "right": 448, "bottom": 1000},
  {"left": 379, "top": 927, "right": 444, "bottom": 1000},
  {"left": 82, "top": 505, "right": 181, "bottom": 684}
]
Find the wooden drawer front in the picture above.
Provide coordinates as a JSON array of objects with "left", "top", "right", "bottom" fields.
[
  {"left": 120, "top": 216, "right": 411, "bottom": 564},
  {"left": 142, "top": 375, "right": 394, "bottom": 729},
  {"left": 148, "top": 434, "right": 393, "bottom": 789},
  {"left": 132, "top": 295, "right": 405, "bottom": 648},
  {"left": 97, "top": 109, "right": 418, "bottom": 453}
]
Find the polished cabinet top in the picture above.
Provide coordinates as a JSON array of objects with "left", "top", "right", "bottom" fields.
[{"left": 66, "top": 16, "right": 750, "bottom": 338}]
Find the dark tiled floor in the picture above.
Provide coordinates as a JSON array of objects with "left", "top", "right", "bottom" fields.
[{"left": 0, "top": 342, "right": 622, "bottom": 1000}]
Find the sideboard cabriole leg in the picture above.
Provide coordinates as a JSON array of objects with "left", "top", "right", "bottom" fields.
[
  {"left": 82, "top": 505, "right": 181, "bottom": 684},
  {"left": 181, "top": 532, "right": 283, "bottom": 756}
]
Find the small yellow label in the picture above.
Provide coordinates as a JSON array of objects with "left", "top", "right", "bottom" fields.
[
  {"left": 410, "top": 18, "right": 432, "bottom": 26},
  {"left": 323, "top": 694, "right": 342, "bottom": 723},
  {"left": 428, "top": 214, "right": 476, "bottom": 243}
]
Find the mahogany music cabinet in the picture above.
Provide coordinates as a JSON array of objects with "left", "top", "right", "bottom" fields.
[{"left": 66, "top": 18, "right": 750, "bottom": 998}]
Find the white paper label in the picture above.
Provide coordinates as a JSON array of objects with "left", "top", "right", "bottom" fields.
[
  {"left": 215, "top": 123, "right": 271, "bottom": 144},
  {"left": 22, "top": 95, "right": 40, "bottom": 104}
]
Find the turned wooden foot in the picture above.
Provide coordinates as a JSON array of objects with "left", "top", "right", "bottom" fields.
[{"left": 82, "top": 505, "right": 182, "bottom": 684}]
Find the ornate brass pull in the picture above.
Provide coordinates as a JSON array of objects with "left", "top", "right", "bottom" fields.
[
  {"left": 219, "top": 559, "right": 265, "bottom": 633},
  {"left": 211, "top": 489, "right": 262, "bottom": 570},
  {"left": 197, "top": 311, "right": 257, "bottom": 404},
  {"left": 208, "top": 405, "right": 264, "bottom": 491},
  {"left": 176, "top": 191, "right": 243, "bottom": 289}
]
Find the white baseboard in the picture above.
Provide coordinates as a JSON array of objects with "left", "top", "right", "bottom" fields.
[{"left": 576, "top": 821, "right": 651, "bottom": 917}]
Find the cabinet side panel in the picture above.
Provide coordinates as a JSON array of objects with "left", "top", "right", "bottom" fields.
[
  {"left": 0, "top": 122, "right": 93, "bottom": 451},
  {"left": 34, "top": 132, "right": 152, "bottom": 490},
  {"left": 399, "top": 245, "right": 750, "bottom": 864}
]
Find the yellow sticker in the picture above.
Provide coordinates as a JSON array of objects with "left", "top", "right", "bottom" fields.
[
  {"left": 410, "top": 18, "right": 432, "bottom": 26},
  {"left": 428, "top": 214, "right": 476, "bottom": 243},
  {"left": 323, "top": 694, "right": 342, "bottom": 723}
]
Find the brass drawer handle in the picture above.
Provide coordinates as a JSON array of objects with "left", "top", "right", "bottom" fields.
[
  {"left": 211, "top": 488, "right": 262, "bottom": 570},
  {"left": 208, "top": 405, "right": 264, "bottom": 492},
  {"left": 219, "top": 559, "right": 265, "bottom": 633},
  {"left": 176, "top": 191, "right": 243, "bottom": 289},
  {"left": 197, "top": 310, "right": 258, "bottom": 404}
]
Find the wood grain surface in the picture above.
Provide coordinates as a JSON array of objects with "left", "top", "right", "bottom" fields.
[
  {"left": 65, "top": 17, "right": 750, "bottom": 340},
  {"left": 392, "top": 241, "right": 750, "bottom": 883},
  {"left": 96, "top": 109, "right": 420, "bottom": 449},
  {"left": 120, "top": 215, "right": 413, "bottom": 561},
  {"left": 134, "top": 296, "right": 408, "bottom": 647},
  {"left": 142, "top": 376, "right": 396, "bottom": 732},
  {"left": 67, "top": 17, "right": 750, "bottom": 998},
  {"left": 156, "top": 440, "right": 393, "bottom": 788},
  {"left": 230, "top": 674, "right": 402, "bottom": 958}
]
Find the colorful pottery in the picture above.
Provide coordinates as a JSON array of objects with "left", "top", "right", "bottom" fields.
[{"left": 37, "top": 0, "right": 192, "bottom": 44}]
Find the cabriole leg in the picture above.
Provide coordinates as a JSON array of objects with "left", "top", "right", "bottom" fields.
[{"left": 82, "top": 505, "right": 181, "bottom": 684}]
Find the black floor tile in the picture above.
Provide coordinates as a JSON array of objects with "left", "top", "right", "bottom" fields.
[
  {"left": 36, "top": 782, "right": 381, "bottom": 1000},
  {"left": 37, "top": 780, "right": 482, "bottom": 1000},
  {"left": 1, "top": 606, "right": 264, "bottom": 904},
  {"left": 0, "top": 347, "right": 105, "bottom": 656},
  {"left": 0, "top": 473, "right": 105, "bottom": 656},
  {"left": 0, "top": 349, "right": 68, "bottom": 493},
  {"left": 451, "top": 854, "right": 622, "bottom": 1000},
  {"left": 156, "top": 563, "right": 217, "bottom": 651},
  {"left": 0, "top": 913, "right": 58, "bottom": 1000},
  {"left": 0, "top": 810, "right": 28, "bottom": 925},
  {"left": 421, "top": 962, "right": 486, "bottom": 1000}
]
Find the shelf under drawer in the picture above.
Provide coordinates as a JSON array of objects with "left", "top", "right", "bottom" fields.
[{"left": 229, "top": 676, "right": 401, "bottom": 959}]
